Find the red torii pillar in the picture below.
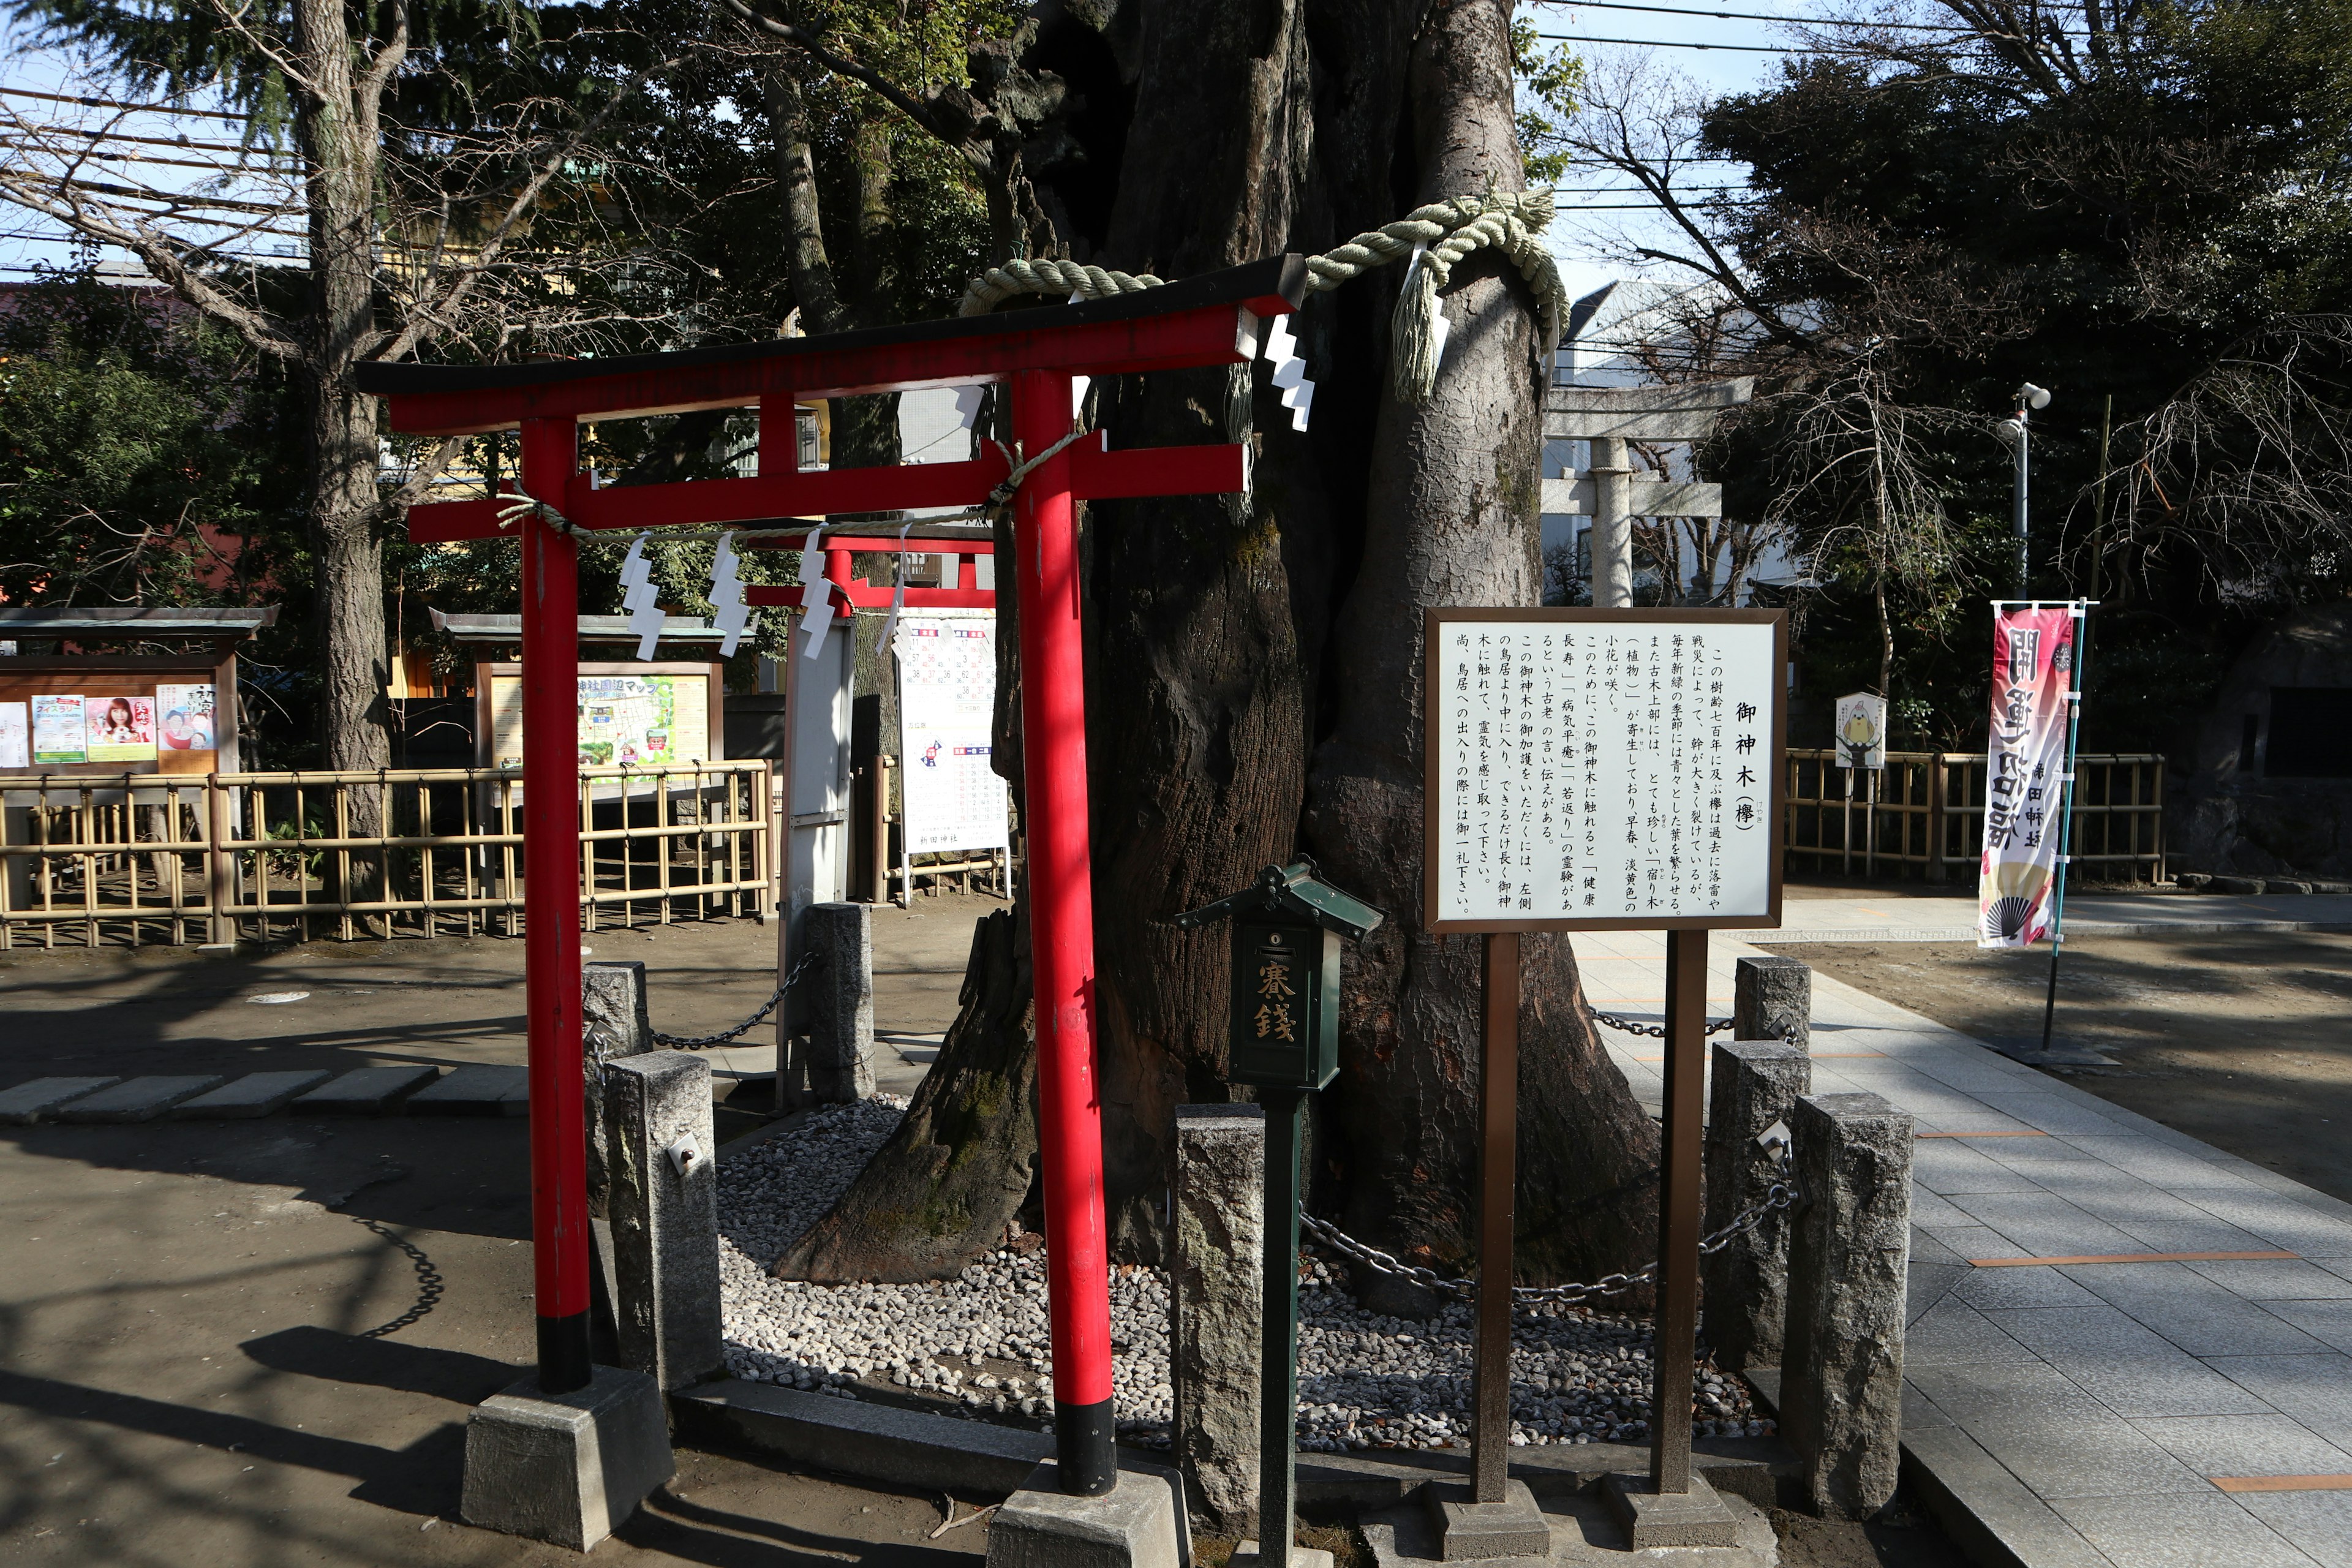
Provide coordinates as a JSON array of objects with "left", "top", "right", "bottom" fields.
[{"left": 358, "top": 257, "right": 1305, "bottom": 1494}]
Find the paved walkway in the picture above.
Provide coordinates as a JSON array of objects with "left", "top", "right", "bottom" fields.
[
  {"left": 1718, "top": 891, "right": 2352, "bottom": 943},
  {"left": 1578, "top": 926, "right": 2352, "bottom": 1567}
]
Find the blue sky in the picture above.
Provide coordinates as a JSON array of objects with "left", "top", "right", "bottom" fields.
[{"left": 0, "top": 2, "right": 1827, "bottom": 297}]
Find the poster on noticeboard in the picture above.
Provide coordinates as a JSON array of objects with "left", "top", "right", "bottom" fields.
[
  {"left": 85, "top": 695, "right": 157, "bottom": 763},
  {"left": 31, "top": 695, "right": 86, "bottom": 765},
  {"left": 0, "top": 702, "right": 26, "bottom": 768}
]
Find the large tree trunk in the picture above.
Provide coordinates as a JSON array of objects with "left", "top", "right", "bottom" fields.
[
  {"left": 768, "top": 70, "right": 900, "bottom": 472},
  {"left": 775, "top": 906, "right": 1040, "bottom": 1280},
  {"left": 786, "top": 0, "right": 1660, "bottom": 1294},
  {"left": 1300, "top": 0, "right": 1662, "bottom": 1293},
  {"left": 1080, "top": 0, "right": 1321, "bottom": 1261},
  {"left": 295, "top": 0, "right": 392, "bottom": 779}
]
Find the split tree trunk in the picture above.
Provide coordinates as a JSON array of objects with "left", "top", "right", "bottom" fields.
[
  {"left": 775, "top": 905, "right": 1040, "bottom": 1280},
  {"left": 1299, "top": 0, "right": 1661, "bottom": 1294},
  {"left": 782, "top": 0, "right": 1661, "bottom": 1293}
]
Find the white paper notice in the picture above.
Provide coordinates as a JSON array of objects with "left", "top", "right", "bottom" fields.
[
  {"left": 1430, "top": 618, "right": 1779, "bottom": 925},
  {"left": 0, "top": 701, "right": 26, "bottom": 767},
  {"left": 896, "top": 612, "right": 1010, "bottom": 854}
]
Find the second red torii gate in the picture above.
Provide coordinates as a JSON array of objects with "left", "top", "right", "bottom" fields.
[{"left": 358, "top": 255, "right": 1308, "bottom": 1498}]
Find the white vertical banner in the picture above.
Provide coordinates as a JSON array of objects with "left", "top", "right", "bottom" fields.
[
  {"left": 1978, "top": 606, "right": 2079, "bottom": 948},
  {"left": 894, "top": 611, "right": 1010, "bottom": 854}
]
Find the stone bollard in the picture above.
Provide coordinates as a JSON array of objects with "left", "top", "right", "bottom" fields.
[
  {"left": 603, "top": 1050, "right": 726, "bottom": 1392},
  {"left": 1170, "top": 1104, "right": 1264, "bottom": 1537},
  {"left": 1702, "top": 1041, "right": 1811, "bottom": 1373},
  {"left": 804, "top": 902, "right": 875, "bottom": 1104},
  {"left": 1781, "top": 1091, "right": 1913, "bottom": 1520},
  {"left": 583, "top": 962, "right": 654, "bottom": 1215},
  {"left": 1734, "top": 954, "right": 1811, "bottom": 1051}
]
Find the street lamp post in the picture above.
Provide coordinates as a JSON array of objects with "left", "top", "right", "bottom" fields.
[{"left": 1998, "top": 382, "right": 2052, "bottom": 595}]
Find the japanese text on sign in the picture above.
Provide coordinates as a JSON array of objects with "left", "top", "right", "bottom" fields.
[
  {"left": 1428, "top": 616, "right": 1781, "bottom": 926},
  {"left": 895, "top": 611, "right": 1011, "bottom": 854},
  {"left": 1255, "top": 949, "right": 1298, "bottom": 1043}
]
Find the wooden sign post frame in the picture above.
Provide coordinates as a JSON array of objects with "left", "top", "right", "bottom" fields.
[{"left": 1423, "top": 607, "right": 1787, "bottom": 1502}]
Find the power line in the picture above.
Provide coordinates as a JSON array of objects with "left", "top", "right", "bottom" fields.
[
  {"left": 1533, "top": 29, "right": 1886, "bottom": 51},
  {"left": 12, "top": 175, "right": 301, "bottom": 214},
  {"left": 0, "top": 122, "right": 284, "bottom": 155},
  {"left": 1, "top": 141, "right": 298, "bottom": 176},
  {"left": 1531, "top": 0, "right": 1991, "bottom": 33},
  {"left": 0, "top": 85, "right": 250, "bottom": 123}
]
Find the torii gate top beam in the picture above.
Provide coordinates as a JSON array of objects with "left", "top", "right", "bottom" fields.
[
  {"left": 359, "top": 257, "right": 1305, "bottom": 544},
  {"left": 356, "top": 255, "right": 1306, "bottom": 435}
]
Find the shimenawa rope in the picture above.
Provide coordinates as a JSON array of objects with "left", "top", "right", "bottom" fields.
[{"left": 956, "top": 189, "right": 1568, "bottom": 406}]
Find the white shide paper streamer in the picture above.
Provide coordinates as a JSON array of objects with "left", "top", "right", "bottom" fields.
[{"left": 619, "top": 532, "right": 663, "bottom": 660}]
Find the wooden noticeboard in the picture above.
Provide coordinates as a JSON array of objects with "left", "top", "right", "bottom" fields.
[
  {"left": 1422, "top": 608, "right": 1787, "bottom": 932},
  {"left": 0, "top": 654, "right": 240, "bottom": 777},
  {"left": 1417, "top": 605, "right": 1787, "bottom": 1513}
]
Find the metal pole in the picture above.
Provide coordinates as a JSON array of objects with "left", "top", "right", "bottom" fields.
[
  {"left": 1591, "top": 437, "right": 1633, "bottom": 609},
  {"left": 774, "top": 605, "right": 802, "bottom": 1114},
  {"left": 1011, "top": 367, "right": 1117, "bottom": 1496},
  {"left": 870, "top": 755, "right": 890, "bottom": 903},
  {"left": 1472, "top": 930, "right": 1520, "bottom": 1503},
  {"left": 1259, "top": 1087, "right": 1306, "bottom": 1568},
  {"left": 1866, "top": 767, "right": 1879, "bottom": 880},
  {"left": 1841, "top": 767, "right": 1853, "bottom": 878},
  {"left": 519, "top": 415, "right": 592, "bottom": 1395},
  {"left": 1649, "top": 927, "right": 1708, "bottom": 1492},
  {"left": 2012, "top": 404, "right": 2031, "bottom": 598},
  {"left": 2040, "top": 605, "right": 2090, "bottom": 1055}
]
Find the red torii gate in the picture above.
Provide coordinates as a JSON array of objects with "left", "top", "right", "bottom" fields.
[{"left": 358, "top": 256, "right": 1306, "bottom": 1496}]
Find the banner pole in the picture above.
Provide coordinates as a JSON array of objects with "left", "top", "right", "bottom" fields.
[{"left": 2038, "top": 601, "right": 2090, "bottom": 1054}]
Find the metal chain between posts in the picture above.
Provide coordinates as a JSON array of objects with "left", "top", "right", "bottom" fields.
[
  {"left": 1299, "top": 1135, "right": 1801, "bottom": 1308},
  {"left": 650, "top": 949, "right": 819, "bottom": 1049},
  {"left": 1588, "top": 1010, "right": 1738, "bottom": 1042}
]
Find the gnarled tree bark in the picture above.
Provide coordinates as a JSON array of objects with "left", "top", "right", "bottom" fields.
[
  {"left": 771, "top": 0, "right": 1659, "bottom": 1296},
  {"left": 1302, "top": 0, "right": 1661, "bottom": 1294}
]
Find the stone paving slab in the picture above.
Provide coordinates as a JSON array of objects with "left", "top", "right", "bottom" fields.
[
  {"left": 2129, "top": 1414, "right": 2352, "bottom": 1478},
  {"left": 1899, "top": 1423, "right": 2120, "bottom": 1567},
  {"left": 0, "top": 1076, "right": 121, "bottom": 1124},
  {"left": 1583, "top": 926, "right": 2352, "bottom": 1566},
  {"left": 2063, "top": 1263, "right": 2337, "bottom": 1359},
  {"left": 2050, "top": 1491, "right": 2321, "bottom": 1567},
  {"left": 55, "top": 1075, "right": 226, "bottom": 1123},
  {"left": 1718, "top": 892, "right": 2352, "bottom": 944},
  {"left": 405, "top": 1063, "right": 529, "bottom": 1116},
  {"left": 289, "top": 1064, "right": 439, "bottom": 1115},
  {"left": 2266, "top": 1302, "right": 2352, "bottom": 1352},
  {"left": 2240, "top": 1494, "right": 2352, "bottom": 1568},
  {"left": 169, "top": 1070, "right": 334, "bottom": 1119}
]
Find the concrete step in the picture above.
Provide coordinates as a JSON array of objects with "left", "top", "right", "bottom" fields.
[
  {"left": 671, "top": 1377, "right": 1051, "bottom": 1497},
  {"left": 57, "top": 1076, "right": 228, "bottom": 1123},
  {"left": 292, "top": 1065, "right": 440, "bottom": 1115},
  {"left": 407, "top": 1064, "right": 529, "bottom": 1117},
  {"left": 0, "top": 1076, "right": 123, "bottom": 1125},
  {"left": 172, "top": 1071, "right": 336, "bottom": 1119}
]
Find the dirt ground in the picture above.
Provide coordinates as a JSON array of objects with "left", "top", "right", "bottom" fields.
[
  {"left": 1770, "top": 1499, "right": 1972, "bottom": 1568},
  {"left": 1757, "top": 929, "right": 2352, "bottom": 1206},
  {"left": 0, "top": 1112, "right": 995, "bottom": 1566},
  {"left": 0, "top": 894, "right": 1983, "bottom": 1566},
  {"left": 0, "top": 900, "right": 1003, "bottom": 1567}
]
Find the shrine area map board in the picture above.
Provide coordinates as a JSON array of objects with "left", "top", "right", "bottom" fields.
[
  {"left": 895, "top": 612, "right": 1010, "bottom": 854},
  {"left": 1423, "top": 608, "right": 1786, "bottom": 933}
]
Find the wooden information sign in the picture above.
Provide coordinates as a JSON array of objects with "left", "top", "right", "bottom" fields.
[{"left": 1420, "top": 607, "right": 1785, "bottom": 1509}]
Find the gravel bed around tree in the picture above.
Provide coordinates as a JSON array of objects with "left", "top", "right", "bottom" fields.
[{"left": 718, "top": 1098, "right": 1772, "bottom": 1450}]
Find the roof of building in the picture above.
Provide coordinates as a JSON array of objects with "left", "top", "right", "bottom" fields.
[
  {"left": 0, "top": 606, "right": 277, "bottom": 638},
  {"left": 430, "top": 611, "right": 732, "bottom": 647}
]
